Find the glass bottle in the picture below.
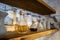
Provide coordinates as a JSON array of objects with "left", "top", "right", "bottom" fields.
[
  {"left": 30, "top": 15, "right": 37, "bottom": 31},
  {"left": 5, "top": 11, "right": 14, "bottom": 25},
  {"left": 12, "top": 10, "right": 17, "bottom": 25},
  {"left": 40, "top": 17, "right": 47, "bottom": 31},
  {"left": 46, "top": 17, "right": 51, "bottom": 30},
  {"left": 26, "top": 13, "right": 32, "bottom": 28},
  {"left": 43, "top": 18, "right": 47, "bottom": 31},
  {"left": 37, "top": 16, "right": 44, "bottom": 32},
  {"left": 11, "top": 10, "right": 19, "bottom": 32},
  {"left": 50, "top": 17, "right": 56, "bottom": 29},
  {"left": 18, "top": 9, "right": 28, "bottom": 34}
]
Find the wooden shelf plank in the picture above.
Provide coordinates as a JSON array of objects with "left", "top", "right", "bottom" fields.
[
  {"left": 37, "top": 0, "right": 56, "bottom": 14},
  {"left": 0, "top": 29, "right": 57, "bottom": 40},
  {"left": 0, "top": 0, "right": 56, "bottom": 15},
  {"left": 17, "top": 29, "right": 57, "bottom": 40}
]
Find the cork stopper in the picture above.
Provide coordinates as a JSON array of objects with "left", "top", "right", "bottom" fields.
[{"left": 20, "top": 9, "right": 24, "bottom": 15}]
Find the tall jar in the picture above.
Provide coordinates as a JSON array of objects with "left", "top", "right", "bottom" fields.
[{"left": 18, "top": 9, "right": 28, "bottom": 34}]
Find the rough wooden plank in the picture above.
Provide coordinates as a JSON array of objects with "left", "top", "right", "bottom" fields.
[
  {"left": 0, "top": 0, "right": 56, "bottom": 15},
  {"left": 5, "top": 29, "right": 57, "bottom": 40},
  {"left": 19, "top": 29, "right": 57, "bottom": 40}
]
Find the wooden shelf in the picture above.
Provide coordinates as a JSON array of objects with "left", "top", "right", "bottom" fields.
[
  {"left": 0, "top": 0, "right": 56, "bottom": 15},
  {"left": 0, "top": 29, "right": 57, "bottom": 40}
]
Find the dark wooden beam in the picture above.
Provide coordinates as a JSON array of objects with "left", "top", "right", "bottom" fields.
[{"left": 0, "top": 0, "right": 56, "bottom": 15}]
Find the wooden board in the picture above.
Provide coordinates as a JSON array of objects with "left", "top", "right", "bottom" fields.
[
  {"left": 16, "top": 29, "right": 57, "bottom": 40},
  {"left": 0, "top": 0, "right": 56, "bottom": 15},
  {"left": 0, "top": 29, "right": 57, "bottom": 40}
]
